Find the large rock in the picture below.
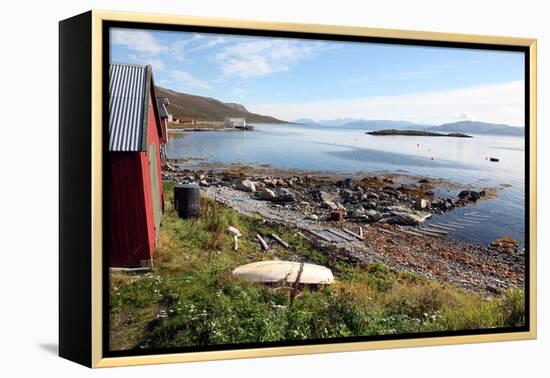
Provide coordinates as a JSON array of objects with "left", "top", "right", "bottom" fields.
[
  {"left": 366, "top": 192, "right": 379, "bottom": 199},
  {"left": 384, "top": 205, "right": 411, "bottom": 213},
  {"left": 363, "top": 200, "right": 377, "bottom": 210},
  {"left": 350, "top": 206, "right": 366, "bottom": 218},
  {"left": 256, "top": 188, "right": 276, "bottom": 200},
  {"left": 365, "top": 210, "right": 383, "bottom": 222},
  {"left": 322, "top": 200, "right": 338, "bottom": 210},
  {"left": 340, "top": 189, "right": 355, "bottom": 198},
  {"left": 274, "top": 193, "right": 296, "bottom": 203},
  {"left": 414, "top": 198, "right": 429, "bottom": 210},
  {"left": 458, "top": 190, "right": 481, "bottom": 202},
  {"left": 387, "top": 211, "right": 431, "bottom": 226},
  {"left": 236, "top": 179, "right": 256, "bottom": 193}
]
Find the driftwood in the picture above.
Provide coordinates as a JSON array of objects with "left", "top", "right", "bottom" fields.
[
  {"left": 342, "top": 228, "right": 364, "bottom": 240},
  {"left": 296, "top": 231, "right": 312, "bottom": 242},
  {"left": 325, "top": 228, "right": 354, "bottom": 242},
  {"left": 396, "top": 228, "right": 425, "bottom": 238},
  {"left": 307, "top": 230, "right": 333, "bottom": 242},
  {"left": 378, "top": 227, "right": 401, "bottom": 236},
  {"left": 271, "top": 233, "right": 289, "bottom": 248},
  {"left": 256, "top": 234, "right": 269, "bottom": 250}
]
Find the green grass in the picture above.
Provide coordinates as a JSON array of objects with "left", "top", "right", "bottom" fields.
[{"left": 109, "top": 182, "right": 525, "bottom": 350}]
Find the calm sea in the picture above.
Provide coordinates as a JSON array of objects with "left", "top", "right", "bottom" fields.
[{"left": 166, "top": 124, "right": 526, "bottom": 246}]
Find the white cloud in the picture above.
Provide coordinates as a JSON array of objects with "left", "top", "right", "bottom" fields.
[
  {"left": 251, "top": 81, "right": 525, "bottom": 126},
  {"left": 452, "top": 112, "right": 476, "bottom": 120},
  {"left": 216, "top": 40, "right": 316, "bottom": 78},
  {"left": 170, "top": 70, "right": 210, "bottom": 89},
  {"left": 128, "top": 54, "right": 165, "bottom": 71},
  {"left": 111, "top": 29, "right": 165, "bottom": 55},
  {"left": 170, "top": 34, "right": 228, "bottom": 62}
]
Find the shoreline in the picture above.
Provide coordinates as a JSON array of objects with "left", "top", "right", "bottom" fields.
[
  {"left": 162, "top": 165, "right": 523, "bottom": 296},
  {"left": 166, "top": 159, "right": 471, "bottom": 190},
  {"left": 168, "top": 127, "right": 247, "bottom": 132}
]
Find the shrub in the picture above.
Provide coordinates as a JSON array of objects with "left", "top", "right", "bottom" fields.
[{"left": 499, "top": 288, "right": 525, "bottom": 327}]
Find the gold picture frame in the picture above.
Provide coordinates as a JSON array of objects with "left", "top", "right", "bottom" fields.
[{"left": 59, "top": 10, "right": 537, "bottom": 368}]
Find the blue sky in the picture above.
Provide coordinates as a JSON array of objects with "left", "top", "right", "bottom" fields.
[{"left": 110, "top": 28, "right": 525, "bottom": 126}]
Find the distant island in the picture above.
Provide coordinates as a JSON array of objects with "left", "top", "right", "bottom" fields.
[{"left": 367, "top": 129, "right": 473, "bottom": 138}]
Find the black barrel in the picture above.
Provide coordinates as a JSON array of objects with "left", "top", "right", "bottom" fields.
[{"left": 174, "top": 184, "right": 200, "bottom": 219}]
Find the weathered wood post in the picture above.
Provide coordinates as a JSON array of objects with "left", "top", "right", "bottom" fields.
[{"left": 174, "top": 183, "right": 200, "bottom": 219}]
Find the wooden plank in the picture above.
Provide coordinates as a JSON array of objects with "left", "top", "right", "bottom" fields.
[
  {"left": 271, "top": 233, "right": 289, "bottom": 248},
  {"left": 307, "top": 229, "right": 334, "bottom": 242},
  {"left": 296, "top": 231, "right": 312, "bottom": 242},
  {"left": 256, "top": 234, "right": 269, "bottom": 250},
  {"left": 342, "top": 228, "right": 364, "bottom": 240},
  {"left": 325, "top": 228, "right": 354, "bottom": 242},
  {"left": 378, "top": 227, "right": 401, "bottom": 237},
  {"left": 396, "top": 228, "right": 425, "bottom": 237}
]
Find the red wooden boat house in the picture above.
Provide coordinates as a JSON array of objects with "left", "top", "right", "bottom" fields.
[{"left": 108, "top": 63, "right": 166, "bottom": 268}]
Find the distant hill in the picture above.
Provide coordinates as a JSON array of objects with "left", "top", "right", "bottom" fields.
[
  {"left": 427, "top": 121, "right": 524, "bottom": 136},
  {"left": 318, "top": 118, "right": 356, "bottom": 127},
  {"left": 293, "top": 118, "right": 318, "bottom": 125},
  {"left": 156, "top": 86, "right": 287, "bottom": 124},
  {"left": 341, "top": 119, "right": 431, "bottom": 130},
  {"left": 292, "top": 118, "right": 432, "bottom": 129},
  {"left": 223, "top": 102, "right": 248, "bottom": 113}
]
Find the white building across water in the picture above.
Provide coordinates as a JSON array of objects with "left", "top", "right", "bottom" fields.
[{"left": 224, "top": 117, "right": 246, "bottom": 128}]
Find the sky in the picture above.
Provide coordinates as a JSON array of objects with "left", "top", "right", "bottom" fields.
[{"left": 110, "top": 27, "right": 525, "bottom": 126}]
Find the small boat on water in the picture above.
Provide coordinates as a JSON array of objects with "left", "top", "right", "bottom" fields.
[
  {"left": 232, "top": 260, "right": 334, "bottom": 285},
  {"left": 489, "top": 157, "right": 500, "bottom": 162}
]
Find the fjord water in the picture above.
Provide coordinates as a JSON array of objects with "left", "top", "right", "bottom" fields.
[{"left": 167, "top": 124, "right": 526, "bottom": 246}]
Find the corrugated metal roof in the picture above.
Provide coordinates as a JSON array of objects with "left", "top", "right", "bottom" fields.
[
  {"left": 156, "top": 98, "right": 169, "bottom": 119},
  {"left": 157, "top": 96, "right": 170, "bottom": 105},
  {"left": 109, "top": 64, "right": 148, "bottom": 151}
]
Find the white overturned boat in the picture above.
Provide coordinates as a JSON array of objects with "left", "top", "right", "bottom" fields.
[{"left": 232, "top": 260, "right": 334, "bottom": 285}]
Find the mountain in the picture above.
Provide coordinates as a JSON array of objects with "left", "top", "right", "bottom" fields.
[
  {"left": 427, "top": 121, "right": 524, "bottom": 136},
  {"left": 293, "top": 118, "right": 318, "bottom": 125},
  {"left": 156, "top": 86, "right": 287, "bottom": 124},
  {"left": 318, "top": 118, "right": 356, "bottom": 127},
  {"left": 223, "top": 102, "right": 248, "bottom": 113},
  {"left": 292, "top": 118, "right": 432, "bottom": 130},
  {"left": 341, "top": 119, "right": 431, "bottom": 130}
]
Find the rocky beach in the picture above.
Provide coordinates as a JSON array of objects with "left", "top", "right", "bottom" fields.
[{"left": 162, "top": 161, "right": 524, "bottom": 296}]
